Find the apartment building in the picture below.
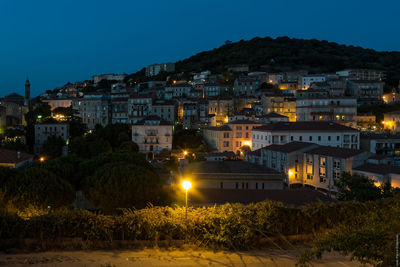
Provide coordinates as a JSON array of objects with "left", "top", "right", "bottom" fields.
[
  {"left": 151, "top": 99, "right": 176, "bottom": 124},
  {"left": 252, "top": 121, "right": 360, "bottom": 150},
  {"left": 128, "top": 94, "right": 154, "bottom": 124},
  {"left": 72, "top": 93, "right": 111, "bottom": 129},
  {"left": 145, "top": 63, "right": 175, "bottom": 77},
  {"left": 131, "top": 115, "right": 173, "bottom": 154},
  {"left": 248, "top": 142, "right": 370, "bottom": 192},
  {"left": 346, "top": 80, "right": 384, "bottom": 105},
  {"left": 336, "top": 69, "right": 385, "bottom": 81},
  {"left": 262, "top": 95, "right": 296, "bottom": 122},
  {"left": 296, "top": 92, "right": 357, "bottom": 128},
  {"left": 208, "top": 98, "right": 234, "bottom": 126},
  {"left": 203, "top": 120, "right": 261, "bottom": 153},
  {"left": 233, "top": 76, "right": 260, "bottom": 96},
  {"left": 298, "top": 74, "right": 326, "bottom": 90}
]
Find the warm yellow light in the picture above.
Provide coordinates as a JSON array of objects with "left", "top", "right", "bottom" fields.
[
  {"left": 374, "top": 181, "right": 381, "bottom": 187},
  {"left": 224, "top": 116, "right": 229, "bottom": 123},
  {"left": 183, "top": 150, "right": 188, "bottom": 156},
  {"left": 182, "top": 180, "right": 192, "bottom": 190},
  {"left": 39, "top": 157, "right": 45, "bottom": 162},
  {"left": 288, "top": 170, "right": 293, "bottom": 176},
  {"left": 243, "top": 141, "right": 251, "bottom": 147}
]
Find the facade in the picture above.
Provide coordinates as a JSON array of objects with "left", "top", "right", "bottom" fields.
[
  {"left": 184, "top": 161, "right": 284, "bottom": 190},
  {"left": 252, "top": 121, "right": 360, "bottom": 150},
  {"left": 346, "top": 80, "right": 384, "bottom": 105},
  {"left": 258, "top": 112, "right": 289, "bottom": 124},
  {"left": 208, "top": 98, "right": 234, "bottom": 126},
  {"left": 151, "top": 99, "right": 176, "bottom": 124},
  {"left": 382, "top": 91, "right": 400, "bottom": 104},
  {"left": 302, "top": 146, "right": 369, "bottom": 192},
  {"left": 296, "top": 95, "right": 357, "bottom": 128},
  {"left": 203, "top": 83, "right": 230, "bottom": 98},
  {"left": 298, "top": 74, "right": 326, "bottom": 90},
  {"left": 111, "top": 97, "right": 129, "bottom": 124},
  {"left": 203, "top": 120, "right": 261, "bottom": 153},
  {"left": 165, "top": 83, "right": 192, "bottom": 99},
  {"left": 145, "top": 63, "right": 175, "bottom": 77},
  {"left": 0, "top": 148, "right": 34, "bottom": 169},
  {"left": 34, "top": 123, "right": 69, "bottom": 154},
  {"left": 234, "top": 76, "right": 260, "bottom": 96},
  {"left": 72, "top": 94, "right": 111, "bottom": 129},
  {"left": 383, "top": 111, "right": 400, "bottom": 133},
  {"left": 42, "top": 98, "right": 72, "bottom": 110},
  {"left": 248, "top": 142, "right": 370, "bottom": 192},
  {"left": 336, "top": 69, "right": 385, "bottom": 81},
  {"left": 262, "top": 95, "right": 296, "bottom": 122},
  {"left": 128, "top": 94, "right": 154, "bottom": 124},
  {"left": 353, "top": 163, "right": 400, "bottom": 188},
  {"left": 360, "top": 133, "right": 400, "bottom": 165},
  {"left": 131, "top": 115, "right": 173, "bottom": 154}
]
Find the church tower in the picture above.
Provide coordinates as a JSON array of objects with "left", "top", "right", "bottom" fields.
[{"left": 25, "top": 77, "right": 31, "bottom": 110}]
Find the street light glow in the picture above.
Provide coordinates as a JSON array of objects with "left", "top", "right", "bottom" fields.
[{"left": 182, "top": 180, "right": 192, "bottom": 190}]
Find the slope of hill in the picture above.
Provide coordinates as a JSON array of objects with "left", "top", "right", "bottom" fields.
[{"left": 174, "top": 36, "right": 400, "bottom": 88}]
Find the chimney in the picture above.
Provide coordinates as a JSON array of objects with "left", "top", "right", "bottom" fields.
[{"left": 17, "top": 151, "right": 21, "bottom": 159}]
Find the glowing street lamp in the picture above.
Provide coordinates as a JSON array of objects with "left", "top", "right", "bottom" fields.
[
  {"left": 182, "top": 180, "right": 192, "bottom": 220},
  {"left": 183, "top": 150, "right": 188, "bottom": 157},
  {"left": 39, "top": 157, "right": 45, "bottom": 162}
]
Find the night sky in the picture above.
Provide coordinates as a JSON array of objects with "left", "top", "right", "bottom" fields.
[{"left": 0, "top": 0, "right": 399, "bottom": 97}]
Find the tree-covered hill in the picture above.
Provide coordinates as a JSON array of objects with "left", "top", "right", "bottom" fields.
[{"left": 174, "top": 36, "right": 400, "bottom": 88}]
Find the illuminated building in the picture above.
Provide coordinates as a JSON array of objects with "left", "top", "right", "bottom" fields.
[
  {"left": 252, "top": 121, "right": 360, "bottom": 150},
  {"left": 203, "top": 120, "right": 261, "bottom": 153}
]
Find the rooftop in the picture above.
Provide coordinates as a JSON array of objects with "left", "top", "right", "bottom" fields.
[
  {"left": 190, "top": 188, "right": 334, "bottom": 206},
  {"left": 353, "top": 163, "right": 400, "bottom": 175},
  {"left": 0, "top": 148, "right": 34, "bottom": 165},
  {"left": 229, "top": 120, "right": 260, "bottom": 125},
  {"left": 134, "top": 115, "right": 172, "bottom": 126},
  {"left": 253, "top": 121, "right": 358, "bottom": 132},
  {"left": 262, "top": 142, "right": 316, "bottom": 153},
  {"left": 184, "top": 161, "right": 279, "bottom": 175},
  {"left": 205, "top": 125, "right": 232, "bottom": 131},
  {"left": 305, "top": 146, "right": 365, "bottom": 159}
]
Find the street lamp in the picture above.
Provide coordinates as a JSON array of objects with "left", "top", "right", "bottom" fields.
[{"left": 181, "top": 180, "right": 192, "bottom": 220}]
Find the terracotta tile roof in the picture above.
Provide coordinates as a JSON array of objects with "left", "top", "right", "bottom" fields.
[
  {"left": 0, "top": 148, "right": 34, "bottom": 165},
  {"left": 254, "top": 121, "right": 358, "bottom": 132},
  {"left": 305, "top": 146, "right": 365, "bottom": 159},
  {"left": 190, "top": 188, "right": 335, "bottom": 206},
  {"left": 262, "top": 112, "right": 288, "bottom": 118}
]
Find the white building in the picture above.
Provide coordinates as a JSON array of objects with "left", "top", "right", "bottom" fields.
[
  {"left": 131, "top": 115, "right": 173, "bottom": 154},
  {"left": 252, "top": 121, "right": 359, "bottom": 150},
  {"left": 298, "top": 74, "right": 327, "bottom": 90}
]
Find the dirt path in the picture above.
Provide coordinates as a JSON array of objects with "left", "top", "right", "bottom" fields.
[{"left": 0, "top": 249, "right": 368, "bottom": 266}]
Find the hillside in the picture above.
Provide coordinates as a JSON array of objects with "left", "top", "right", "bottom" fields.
[{"left": 174, "top": 36, "right": 400, "bottom": 88}]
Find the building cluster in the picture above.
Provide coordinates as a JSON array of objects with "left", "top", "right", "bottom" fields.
[{"left": 2, "top": 65, "right": 400, "bottom": 200}]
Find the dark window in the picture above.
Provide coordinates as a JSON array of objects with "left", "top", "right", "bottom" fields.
[
  {"left": 309, "top": 136, "right": 312, "bottom": 141},
  {"left": 318, "top": 136, "right": 321, "bottom": 141},
  {"left": 220, "top": 182, "right": 223, "bottom": 189}
]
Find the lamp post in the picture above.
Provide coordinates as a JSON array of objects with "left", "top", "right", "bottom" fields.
[{"left": 181, "top": 180, "right": 192, "bottom": 220}]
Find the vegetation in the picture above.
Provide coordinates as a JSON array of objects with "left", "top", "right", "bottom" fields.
[
  {"left": 41, "top": 135, "right": 66, "bottom": 159},
  {"left": 69, "top": 123, "right": 133, "bottom": 158},
  {"left": 336, "top": 172, "right": 398, "bottom": 202},
  {"left": 175, "top": 36, "right": 400, "bottom": 91}
]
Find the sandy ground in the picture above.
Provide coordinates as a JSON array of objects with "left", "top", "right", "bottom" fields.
[{"left": 0, "top": 248, "right": 369, "bottom": 267}]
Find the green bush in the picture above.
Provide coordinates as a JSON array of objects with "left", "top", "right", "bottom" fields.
[{"left": 0, "top": 197, "right": 397, "bottom": 253}]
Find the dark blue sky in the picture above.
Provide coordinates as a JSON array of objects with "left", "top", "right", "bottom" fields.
[{"left": 1, "top": 0, "right": 399, "bottom": 97}]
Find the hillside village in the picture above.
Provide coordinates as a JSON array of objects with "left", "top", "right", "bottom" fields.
[{"left": 1, "top": 37, "right": 400, "bottom": 205}]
